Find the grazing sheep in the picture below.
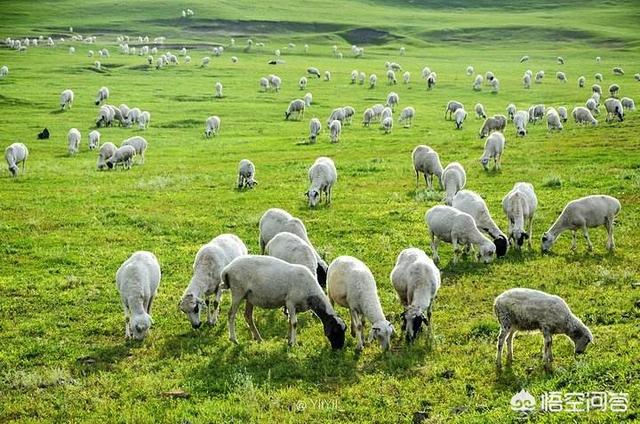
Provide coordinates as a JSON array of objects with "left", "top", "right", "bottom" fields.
[
  {"left": 369, "top": 73, "right": 377, "bottom": 88},
  {"left": 503, "top": 182, "right": 538, "bottom": 250},
  {"left": 94, "top": 61, "right": 101, "bottom": 71},
  {"left": 138, "top": 111, "right": 151, "bottom": 129},
  {"left": 473, "top": 74, "right": 483, "bottom": 91},
  {"left": 442, "top": 162, "right": 466, "bottom": 205},
  {"left": 266, "top": 232, "right": 323, "bottom": 287},
  {"left": 215, "top": 81, "right": 223, "bottom": 98},
  {"left": 546, "top": 108, "right": 563, "bottom": 131},
  {"left": 231, "top": 56, "right": 238, "bottom": 63},
  {"left": 466, "top": 65, "right": 474, "bottom": 76},
  {"left": 386, "top": 92, "right": 399, "bottom": 110},
  {"left": 371, "top": 104, "right": 385, "bottom": 120},
  {"left": 595, "top": 73, "right": 603, "bottom": 83},
  {"left": 557, "top": 106, "right": 568, "bottom": 123},
  {"left": 513, "top": 110, "right": 529, "bottom": 137},
  {"left": 342, "top": 106, "right": 355, "bottom": 125},
  {"left": 480, "top": 132, "right": 505, "bottom": 170},
  {"left": 180, "top": 234, "right": 247, "bottom": 329},
  {"left": 494, "top": 288, "right": 592, "bottom": 371},
  {"left": 67, "top": 128, "right": 81, "bottom": 155},
  {"left": 596, "top": 56, "right": 601, "bottom": 63},
  {"left": 362, "top": 108, "right": 374, "bottom": 127},
  {"left": 634, "top": 73, "right": 640, "bottom": 81},
  {"left": 88, "top": 130, "right": 100, "bottom": 150},
  {"left": 475, "top": 103, "right": 487, "bottom": 119},
  {"left": 412, "top": 145, "right": 443, "bottom": 190},
  {"left": 327, "top": 256, "right": 394, "bottom": 351},
  {"left": 425, "top": 205, "right": 496, "bottom": 264},
  {"left": 115, "top": 251, "right": 161, "bottom": 340},
  {"left": 307, "top": 67, "right": 321, "bottom": 78},
  {"left": 592, "top": 84, "right": 602, "bottom": 96},
  {"left": 390, "top": 248, "right": 440, "bottom": 342},
  {"left": 259, "top": 77, "right": 270, "bottom": 91},
  {"left": 586, "top": 98, "right": 600, "bottom": 116},
  {"left": 5, "top": 143, "right": 28, "bottom": 177},
  {"left": 490, "top": 78, "right": 500, "bottom": 93},
  {"left": 307, "top": 157, "right": 337, "bottom": 207},
  {"left": 237, "top": 159, "right": 257, "bottom": 189},
  {"left": 97, "top": 142, "right": 117, "bottom": 170},
  {"left": 329, "top": 119, "right": 341, "bottom": 143},
  {"left": 60, "top": 89, "right": 74, "bottom": 110},
  {"left": 604, "top": 98, "right": 624, "bottom": 122},
  {"left": 592, "top": 91, "right": 601, "bottom": 105},
  {"left": 324, "top": 70, "right": 331, "bottom": 81},
  {"left": 299, "top": 76, "right": 307, "bottom": 90},
  {"left": 381, "top": 107, "right": 392, "bottom": 121},
  {"left": 68, "top": 46, "right": 75, "bottom": 54},
  {"left": 327, "top": 107, "right": 346, "bottom": 127},
  {"left": 403, "top": 71, "right": 410, "bottom": 84},
  {"left": 520, "top": 55, "right": 529, "bottom": 63},
  {"left": 479, "top": 116, "right": 504, "bottom": 138},
  {"left": 485, "top": 71, "right": 495, "bottom": 82},
  {"left": 578, "top": 76, "right": 585, "bottom": 88},
  {"left": 557, "top": 56, "right": 565, "bottom": 65},
  {"left": 621, "top": 97, "right": 636, "bottom": 111},
  {"left": 612, "top": 67, "right": 624, "bottom": 76},
  {"left": 529, "top": 104, "right": 545, "bottom": 123},
  {"left": 426, "top": 72, "right": 437, "bottom": 89},
  {"left": 381, "top": 116, "right": 393, "bottom": 134},
  {"left": 506, "top": 104, "right": 517, "bottom": 121},
  {"left": 572, "top": 107, "right": 598, "bottom": 125},
  {"left": 535, "top": 70, "right": 544, "bottom": 84},
  {"left": 541, "top": 195, "right": 621, "bottom": 252},
  {"left": 0, "top": 65, "right": 8, "bottom": 78},
  {"left": 556, "top": 71, "right": 567, "bottom": 83},
  {"left": 453, "top": 108, "right": 467, "bottom": 129},
  {"left": 608, "top": 83, "right": 620, "bottom": 98},
  {"left": 386, "top": 70, "right": 397, "bottom": 85},
  {"left": 106, "top": 145, "right": 136, "bottom": 170},
  {"left": 452, "top": 190, "right": 508, "bottom": 257},
  {"left": 201, "top": 56, "right": 211, "bottom": 67},
  {"left": 351, "top": 70, "right": 358, "bottom": 84},
  {"left": 309, "top": 117, "right": 322, "bottom": 143},
  {"left": 95, "top": 86, "right": 109, "bottom": 105},
  {"left": 444, "top": 100, "right": 464, "bottom": 120},
  {"left": 204, "top": 116, "right": 221, "bottom": 137},
  {"left": 398, "top": 106, "right": 415, "bottom": 127},
  {"left": 357, "top": 71, "right": 365, "bottom": 85},
  {"left": 285, "top": 99, "right": 305, "bottom": 120}
]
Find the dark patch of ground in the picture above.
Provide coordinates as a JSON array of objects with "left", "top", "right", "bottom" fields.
[{"left": 339, "top": 28, "right": 403, "bottom": 45}]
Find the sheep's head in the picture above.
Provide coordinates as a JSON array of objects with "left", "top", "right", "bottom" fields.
[
  {"left": 246, "top": 179, "right": 258, "bottom": 189},
  {"left": 130, "top": 313, "right": 152, "bottom": 340},
  {"left": 8, "top": 165, "right": 18, "bottom": 177},
  {"left": 324, "top": 315, "right": 346, "bottom": 350},
  {"left": 477, "top": 243, "right": 496, "bottom": 264},
  {"left": 316, "top": 262, "right": 327, "bottom": 289},
  {"left": 370, "top": 320, "right": 394, "bottom": 351},
  {"left": 401, "top": 309, "right": 427, "bottom": 343},
  {"left": 306, "top": 189, "right": 321, "bottom": 207},
  {"left": 570, "top": 325, "right": 593, "bottom": 355},
  {"left": 284, "top": 111, "right": 290, "bottom": 120},
  {"left": 541, "top": 232, "right": 555, "bottom": 252},
  {"left": 493, "top": 235, "right": 509, "bottom": 257},
  {"left": 106, "top": 160, "right": 114, "bottom": 169},
  {"left": 517, "top": 128, "right": 527, "bottom": 137},
  {"left": 179, "top": 293, "right": 206, "bottom": 329},
  {"left": 480, "top": 157, "right": 490, "bottom": 170}
]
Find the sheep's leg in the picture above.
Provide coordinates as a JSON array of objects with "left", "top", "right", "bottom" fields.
[
  {"left": 506, "top": 330, "right": 515, "bottom": 364},
  {"left": 452, "top": 239, "right": 460, "bottom": 264},
  {"left": 352, "top": 310, "right": 364, "bottom": 351},
  {"left": 605, "top": 216, "right": 615, "bottom": 251},
  {"left": 146, "top": 295, "right": 154, "bottom": 314},
  {"left": 237, "top": 174, "right": 243, "bottom": 189},
  {"left": 209, "top": 288, "right": 223, "bottom": 325},
  {"left": 571, "top": 230, "right": 577, "bottom": 251},
  {"left": 227, "top": 296, "right": 242, "bottom": 344},
  {"left": 244, "top": 301, "right": 262, "bottom": 342},
  {"left": 430, "top": 232, "right": 440, "bottom": 264},
  {"left": 543, "top": 330, "right": 553, "bottom": 372},
  {"left": 581, "top": 225, "right": 593, "bottom": 251},
  {"left": 527, "top": 217, "right": 534, "bottom": 250},
  {"left": 425, "top": 174, "right": 432, "bottom": 190},
  {"left": 349, "top": 310, "right": 357, "bottom": 338},
  {"left": 287, "top": 304, "right": 298, "bottom": 347},
  {"left": 415, "top": 170, "right": 420, "bottom": 188},
  {"left": 496, "top": 327, "right": 508, "bottom": 369}
]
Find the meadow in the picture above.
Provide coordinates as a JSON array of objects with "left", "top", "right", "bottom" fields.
[{"left": 1, "top": 0, "right": 639, "bottom": 422}]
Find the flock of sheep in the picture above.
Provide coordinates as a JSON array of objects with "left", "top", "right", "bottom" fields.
[{"left": 2, "top": 29, "right": 636, "bottom": 372}]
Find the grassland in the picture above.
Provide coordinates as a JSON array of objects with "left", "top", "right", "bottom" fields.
[{"left": 1, "top": 0, "right": 639, "bottom": 422}]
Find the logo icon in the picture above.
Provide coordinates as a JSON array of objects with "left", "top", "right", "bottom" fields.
[{"left": 511, "top": 389, "right": 536, "bottom": 412}]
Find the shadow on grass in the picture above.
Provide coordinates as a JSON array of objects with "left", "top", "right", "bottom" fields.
[{"left": 72, "top": 341, "right": 134, "bottom": 375}]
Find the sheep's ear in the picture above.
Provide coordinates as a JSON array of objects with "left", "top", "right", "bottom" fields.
[{"left": 304, "top": 191, "right": 309, "bottom": 197}]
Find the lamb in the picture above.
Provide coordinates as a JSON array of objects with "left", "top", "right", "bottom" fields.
[
  {"left": 138, "top": 111, "right": 151, "bottom": 129},
  {"left": 513, "top": 110, "right": 529, "bottom": 136},
  {"left": 612, "top": 67, "right": 624, "bottom": 76},
  {"left": 478, "top": 116, "right": 504, "bottom": 138},
  {"left": 494, "top": 288, "right": 592, "bottom": 371},
  {"left": 572, "top": 107, "right": 598, "bottom": 125},
  {"left": 444, "top": 100, "right": 464, "bottom": 120},
  {"left": 327, "top": 256, "right": 394, "bottom": 351},
  {"left": 222, "top": 256, "right": 346, "bottom": 348},
  {"left": 466, "top": 65, "right": 474, "bottom": 76},
  {"left": 369, "top": 74, "right": 377, "bottom": 88},
  {"left": 425, "top": 205, "right": 496, "bottom": 264},
  {"left": 535, "top": 70, "right": 544, "bottom": 83},
  {"left": 329, "top": 119, "right": 341, "bottom": 143},
  {"left": 546, "top": 108, "right": 563, "bottom": 131},
  {"left": 473, "top": 74, "right": 483, "bottom": 91},
  {"left": 578, "top": 76, "right": 585, "bottom": 88},
  {"left": 442, "top": 162, "right": 466, "bottom": 205},
  {"left": 298, "top": 76, "right": 307, "bottom": 90},
  {"left": 306, "top": 157, "right": 337, "bottom": 207},
  {"left": 324, "top": 70, "right": 331, "bottom": 81},
  {"left": 412, "top": 145, "right": 443, "bottom": 190},
  {"left": 285, "top": 99, "right": 305, "bottom": 120},
  {"left": 385, "top": 92, "right": 399, "bottom": 110},
  {"left": 5, "top": 143, "right": 28, "bottom": 177},
  {"left": 587, "top": 97, "right": 601, "bottom": 116},
  {"left": 480, "top": 132, "right": 505, "bottom": 170},
  {"left": 556, "top": 71, "right": 567, "bottom": 83},
  {"left": 259, "top": 77, "right": 270, "bottom": 91},
  {"left": 115, "top": 251, "right": 161, "bottom": 340},
  {"left": 307, "top": 67, "right": 321, "bottom": 78},
  {"left": 215, "top": 81, "right": 223, "bottom": 98},
  {"left": 265, "top": 232, "right": 322, "bottom": 287},
  {"left": 60, "top": 89, "right": 74, "bottom": 110},
  {"left": 97, "top": 142, "right": 117, "bottom": 170},
  {"left": 398, "top": 106, "right": 415, "bottom": 128},
  {"left": 125, "top": 108, "right": 141, "bottom": 127},
  {"left": 381, "top": 116, "right": 393, "bottom": 134},
  {"left": 604, "top": 98, "right": 624, "bottom": 123},
  {"left": 0, "top": 65, "right": 8, "bottom": 78},
  {"left": 390, "top": 248, "right": 440, "bottom": 342},
  {"left": 309, "top": 117, "right": 322, "bottom": 143},
  {"left": 403, "top": 71, "right": 410, "bottom": 84},
  {"left": 453, "top": 108, "right": 467, "bottom": 129},
  {"left": 95, "top": 86, "right": 109, "bottom": 105},
  {"left": 88, "top": 130, "right": 100, "bottom": 150},
  {"left": 452, "top": 190, "right": 509, "bottom": 257},
  {"left": 362, "top": 108, "right": 374, "bottom": 127},
  {"left": 106, "top": 145, "right": 136, "bottom": 170},
  {"left": 179, "top": 234, "right": 247, "bottom": 329},
  {"left": 501, "top": 182, "right": 538, "bottom": 251},
  {"left": 67, "top": 128, "right": 81, "bottom": 155},
  {"left": 122, "top": 136, "right": 147, "bottom": 164},
  {"left": 386, "top": 69, "right": 397, "bottom": 85},
  {"left": 541, "top": 195, "right": 621, "bottom": 253},
  {"left": 608, "top": 84, "right": 620, "bottom": 97},
  {"left": 506, "top": 104, "right": 517, "bottom": 121},
  {"left": 557, "top": 106, "right": 568, "bottom": 123},
  {"left": 475, "top": 103, "right": 487, "bottom": 119},
  {"left": 621, "top": 97, "right": 636, "bottom": 111}
]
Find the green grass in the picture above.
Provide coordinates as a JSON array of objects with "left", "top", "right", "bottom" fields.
[{"left": 1, "top": 0, "right": 639, "bottom": 422}]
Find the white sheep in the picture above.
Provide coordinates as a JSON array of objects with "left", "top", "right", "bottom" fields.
[
  {"left": 453, "top": 108, "right": 467, "bottom": 130},
  {"left": 604, "top": 97, "right": 624, "bottom": 122},
  {"left": 546, "top": 107, "right": 563, "bottom": 131},
  {"left": 5, "top": 143, "right": 28, "bottom": 177},
  {"left": 97, "top": 142, "right": 116, "bottom": 170},
  {"left": 595, "top": 73, "right": 603, "bottom": 83},
  {"left": 259, "top": 77, "right": 270, "bottom": 91},
  {"left": 94, "top": 61, "right": 101, "bottom": 71},
  {"left": 95, "top": 86, "right": 109, "bottom": 106},
  {"left": 358, "top": 72, "right": 366, "bottom": 85},
  {"left": 138, "top": 111, "right": 150, "bottom": 129},
  {"left": 327, "top": 107, "right": 346, "bottom": 127},
  {"left": 478, "top": 116, "right": 505, "bottom": 138},
  {"left": 222, "top": 255, "right": 346, "bottom": 348},
  {"left": 612, "top": 67, "right": 624, "bottom": 76},
  {"left": 557, "top": 106, "right": 568, "bottom": 123},
  {"left": 398, "top": 106, "right": 415, "bottom": 128},
  {"left": 506, "top": 104, "right": 517, "bottom": 121},
  {"left": 529, "top": 104, "right": 545, "bottom": 123},
  {"left": 285, "top": 99, "right": 305, "bottom": 120},
  {"left": 444, "top": 100, "right": 464, "bottom": 120},
  {"left": 452, "top": 190, "right": 509, "bottom": 257},
  {"left": 592, "top": 91, "right": 601, "bottom": 105},
  {"left": 324, "top": 70, "right": 331, "bottom": 81},
  {"left": 402, "top": 71, "right": 410, "bottom": 84},
  {"left": 350, "top": 69, "right": 358, "bottom": 84},
  {"left": 329, "top": 119, "right": 341, "bottom": 143},
  {"left": 572, "top": 107, "right": 598, "bottom": 125},
  {"left": 502, "top": 182, "right": 538, "bottom": 250},
  {"left": 621, "top": 97, "right": 636, "bottom": 111},
  {"left": 201, "top": 56, "right": 210, "bottom": 67},
  {"left": 126, "top": 107, "right": 141, "bottom": 127},
  {"left": 494, "top": 288, "right": 592, "bottom": 371},
  {"left": 386, "top": 92, "right": 399, "bottom": 110},
  {"left": 520, "top": 55, "right": 529, "bottom": 63},
  {"left": 390, "top": 248, "right": 440, "bottom": 342},
  {"left": 386, "top": 69, "right": 397, "bottom": 85},
  {"left": 557, "top": 56, "right": 565, "bottom": 65},
  {"left": 203, "top": 116, "right": 221, "bottom": 137},
  {"left": 307, "top": 157, "right": 337, "bottom": 207},
  {"left": 369, "top": 73, "right": 377, "bottom": 88},
  {"left": 67, "top": 128, "right": 81, "bottom": 155},
  {"left": 115, "top": 251, "right": 161, "bottom": 340},
  {"left": 265, "top": 232, "right": 321, "bottom": 287},
  {"left": 466, "top": 65, "right": 474, "bottom": 76},
  {"left": 342, "top": 106, "right": 355, "bottom": 125},
  {"left": 215, "top": 81, "right": 223, "bottom": 98},
  {"left": 480, "top": 132, "right": 505, "bottom": 170},
  {"left": 412, "top": 145, "right": 443, "bottom": 190},
  {"left": 426, "top": 72, "right": 437, "bottom": 89},
  {"left": 578, "top": 76, "right": 585, "bottom": 88},
  {"left": 299, "top": 76, "right": 307, "bottom": 90},
  {"left": 381, "top": 116, "right": 393, "bottom": 134},
  {"left": 381, "top": 107, "right": 392, "bottom": 121},
  {"left": 556, "top": 71, "right": 567, "bottom": 83},
  {"left": 592, "top": 84, "right": 602, "bottom": 96},
  {"left": 122, "top": 136, "right": 148, "bottom": 164},
  {"left": 327, "top": 256, "right": 394, "bottom": 351},
  {"left": 442, "top": 162, "right": 466, "bottom": 205},
  {"left": 235, "top": 159, "right": 257, "bottom": 189},
  {"left": 60, "top": 89, "right": 74, "bottom": 110},
  {"left": 491, "top": 78, "right": 500, "bottom": 93},
  {"left": 231, "top": 56, "right": 238, "bottom": 63},
  {"left": 179, "top": 234, "right": 247, "bottom": 329},
  {"left": 635, "top": 73, "right": 640, "bottom": 81},
  {"left": 307, "top": 67, "right": 321, "bottom": 78},
  {"left": 535, "top": 70, "right": 544, "bottom": 83},
  {"left": 371, "top": 103, "right": 385, "bottom": 120},
  {"left": 88, "top": 130, "right": 100, "bottom": 150},
  {"left": 106, "top": 145, "right": 136, "bottom": 170},
  {"left": 309, "top": 117, "right": 322, "bottom": 143},
  {"left": 425, "top": 205, "right": 496, "bottom": 264},
  {"left": 0, "top": 65, "right": 9, "bottom": 78},
  {"left": 522, "top": 73, "right": 531, "bottom": 89},
  {"left": 541, "top": 195, "right": 621, "bottom": 252},
  {"left": 608, "top": 83, "right": 620, "bottom": 98},
  {"left": 513, "top": 110, "right": 529, "bottom": 137},
  {"left": 473, "top": 74, "right": 483, "bottom": 91},
  {"left": 475, "top": 103, "right": 487, "bottom": 119},
  {"left": 362, "top": 108, "right": 374, "bottom": 127}
]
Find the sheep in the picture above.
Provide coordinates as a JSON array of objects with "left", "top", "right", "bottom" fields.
[
  {"left": 94, "top": 61, "right": 101, "bottom": 71},
  {"left": 466, "top": 65, "right": 474, "bottom": 76},
  {"left": 362, "top": 108, "right": 374, "bottom": 127},
  {"left": 529, "top": 104, "right": 545, "bottom": 123},
  {"left": 621, "top": 97, "right": 636, "bottom": 111},
  {"left": 444, "top": 100, "right": 464, "bottom": 120},
  {"left": 381, "top": 107, "right": 392, "bottom": 121},
  {"left": 327, "top": 107, "right": 346, "bottom": 127},
  {"left": 381, "top": 116, "right": 393, "bottom": 134},
  {"left": 231, "top": 56, "right": 238, "bottom": 63},
  {"left": 116, "top": 251, "right": 160, "bottom": 340},
  {"left": 557, "top": 106, "right": 568, "bottom": 123},
  {"left": 578, "top": 76, "right": 585, "bottom": 88},
  {"left": 490, "top": 78, "right": 500, "bottom": 93},
  {"left": 506, "top": 104, "right": 517, "bottom": 121},
  {"left": 592, "top": 91, "right": 601, "bottom": 105},
  {"left": 299, "top": 76, "right": 307, "bottom": 90},
  {"left": 473, "top": 74, "right": 483, "bottom": 91},
  {"left": 179, "top": 234, "right": 247, "bottom": 329},
  {"left": 453, "top": 108, "right": 467, "bottom": 130},
  {"left": 452, "top": 190, "right": 509, "bottom": 257},
  {"left": 475, "top": 103, "right": 487, "bottom": 119},
  {"left": 371, "top": 103, "right": 385, "bottom": 120},
  {"left": 427, "top": 72, "right": 437, "bottom": 89},
  {"left": 485, "top": 71, "right": 495, "bottom": 82},
  {"left": 480, "top": 132, "right": 505, "bottom": 170},
  {"left": 327, "top": 256, "right": 394, "bottom": 351},
  {"left": 572, "top": 107, "right": 598, "bottom": 125},
  {"left": 546, "top": 108, "right": 563, "bottom": 131},
  {"left": 95, "top": 86, "right": 109, "bottom": 105},
  {"left": 398, "top": 106, "right": 415, "bottom": 128},
  {"left": 121, "top": 136, "right": 147, "bottom": 164},
  {"left": 265, "top": 232, "right": 323, "bottom": 288},
  {"left": 479, "top": 116, "right": 504, "bottom": 138},
  {"left": 612, "top": 67, "right": 624, "bottom": 76},
  {"left": 350, "top": 70, "right": 358, "bottom": 84},
  {"left": 556, "top": 71, "right": 567, "bottom": 83},
  {"left": 67, "top": 128, "right": 81, "bottom": 155},
  {"left": 106, "top": 145, "right": 136, "bottom": 170},
  {"left": 595, "top": 73, "right": 603, "bottom": 83},
  {"left": 215, "top": 81, "right": 223, "bottom": 98},
  {"left": 412, "top": 145, "right": 443, "bottom": 190},
  {"left": 138, "top": 111, "right": 151, "bottom": 129},
  {"left": 342, "top": 106, "right": 355, "bottom": 125},
  {"left": 541, "top": 195, "right": 620, "bottom": 253},
  {"left": 88, "top": 130, "right": 100, "bottom": 150},
  {"left": 358, "top": 72, "right": 365, "bottom": 85},
  {"left": 422, "top": 66, "right": 432, "bottom": 79},
  {"left": 425, "top": 205, "right": 496, "bottom": 264},
  {"left": 513, "top": 110, "right": 529, "bottom": 137},
  {"left": 390, "top": 248, "right": 440, "bottom": 342},
  {"left": 306, "top": 157, "right": 336, "bottom": 207},
  {"left": 502, "top": 182, "right": 538, "bottom": 250},
  {"left": 0, "top": 65, "right": 8, "bottom": 78},
  {"left": 185, "top": 56, "right": 191, "bottom": 64},
  {"left": 285, "top": 99, "right": 305, "bottom": 121},
  {"left": 324, "top": 70, "right": 331, "bottom": 81},
  {"left": 126, "top": 108, "right": 141, "bottom": 127},
  {"left": 68, "top": 46, "right": 75, "bottom": 54},
  {"left": 535, "top": 70, "right": 544, "bottom": 83},
  {"left": 386, "top": 92, "right": 399, "bottom": 110},
  {"left": 60, "top": 89, "right": 74, "bottom": 110},
  {"left": 222, "top": 255, "right": 346, "bottom": 348},
  {"left": 494, "top": 288, "right": 593, "bottom": 371},
  {"left": 329, "top": 119, "right": 341, "bottom": 143},
  {"left": 5, "top": 143, "right": 28, "bottom": 177},
  {"left": 608, "top": 83, "right": 620, "bottom": 98},
  {"left": 309, "top": 117, "right": 322, "bottom": 143},
  {"left": 586, "top": 98, "right": 600, "bottom": 116},
  {"left": 97, "top": 142, "right": 117, "bottom": 170},
  {"left": 307, "top": 67, "right": 321, "bottom": 78},
  {"left": 635, "top": 73, "right": 640, "bottom": 81},
  {"left": 201, "top": 56, "right": 210, "bottom": 67},
  {"left": 399, "top": 46, "right": 405, "bottom": 56},
  {"left": 596, "top": 56, "right": 601, "bottom": 63},
  {"left": 442, "top": 162, "right": 466, "bottom": 205},
  {"left": 592, "top": 84, "right": 602, "bottom": 96},
  {"left": 519, "top": 55, "right": 529, "bottom": 63},
  {"left": 557, "top": 56, "right": 565, "bottom": 65},
  {"left": 604, "top": 98, "right": 624, "bottom": 122},
  {"left": 259, "top": 77, "right": 270, "bottom": 91},
  {"left": 369, "top": 73, "right": 377, "bottom": 88},
  {"left": 402, "top": 71, "right": 410, "bottom": 84}
]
